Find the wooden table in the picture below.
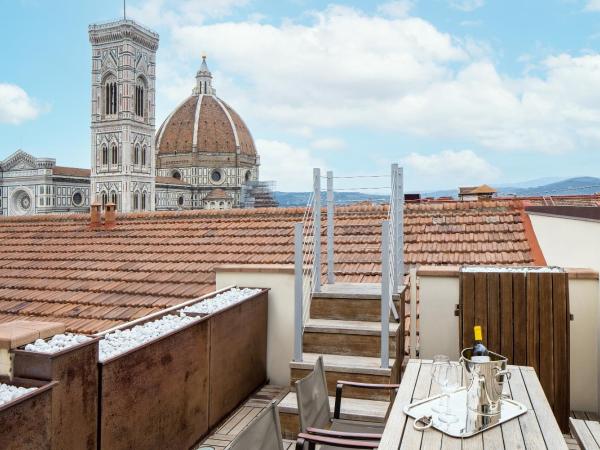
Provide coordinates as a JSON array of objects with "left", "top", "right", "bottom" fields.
[{"left": 378, "top": 359, "right": 567, "bottom": 449}]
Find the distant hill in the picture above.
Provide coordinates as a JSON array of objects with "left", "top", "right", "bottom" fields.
[
  {"left": 274, "top": 191, "right": 389, "bottom": 207},
  {"left": 274, "top": 177, "right": 600, "bottom": 207}
]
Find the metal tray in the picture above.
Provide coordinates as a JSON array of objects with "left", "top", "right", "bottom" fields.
[{"left": 403, "top": 387, "right": 527, "bottom": 438}]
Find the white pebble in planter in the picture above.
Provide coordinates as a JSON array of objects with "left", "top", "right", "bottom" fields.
[
  {"left": 0, "top": 383, "right": 36, "bottom": 406},
  {"left": 99, "top": 312, "right": 198, "bottom": 362},
  {"left": 181, "top": 288, "right": 261, "bottom": 315},
  {"left": 24, "top": 333, "right": 92, "bottom": 354}
]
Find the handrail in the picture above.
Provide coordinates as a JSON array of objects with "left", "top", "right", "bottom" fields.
[{"left": 294, "top": 169, "right": 321, "bottom": 361}]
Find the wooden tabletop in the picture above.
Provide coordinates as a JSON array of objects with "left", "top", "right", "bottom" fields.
[{"left": 378, "top": 359, "right": 567, "bottom": 450}]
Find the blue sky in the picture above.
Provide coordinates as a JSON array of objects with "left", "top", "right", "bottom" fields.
[{"left": 1, "top": 0, "right": 600, "bottom": 191}]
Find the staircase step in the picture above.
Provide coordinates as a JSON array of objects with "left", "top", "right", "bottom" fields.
[
  {"left": 290, "top": 353, "right": 398, "bottom": 401},
  {"left": 303, "top": 319, "right": 399, "bottom": 358},
  {"left": 278, "top": 391, "right": 389, "bottom": 439},
  {"left": 310, "top": 295, "right": 402, "bottom": 322}
]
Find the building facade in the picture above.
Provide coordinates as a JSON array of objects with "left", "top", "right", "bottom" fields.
[{"left": 0, "top": 17, "right": 274, "bottom": 216}]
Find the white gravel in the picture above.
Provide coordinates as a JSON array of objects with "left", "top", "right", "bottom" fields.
[
  {"left": 24, "top": 333, "right": 92, "bottom": 353},
  {"left": 462, "top": 266, "right": 562, "bottom": 273},
  {"left": 98, "top": 312, "right": 198, "bottom": 362},
  {"left": 181, "top": 288, "right": 261, "bottom": 315},
  {"left": 0, "top": 383, "right": 36, "bottom": 406}
]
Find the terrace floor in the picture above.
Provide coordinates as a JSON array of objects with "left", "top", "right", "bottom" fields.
[{"left": 195, "top": 384, "right": 291, "bottom": 450}]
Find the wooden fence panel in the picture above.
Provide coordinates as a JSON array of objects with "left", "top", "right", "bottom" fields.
[{"left": 458, "top": 269, "right": 570, "bottom": 432}]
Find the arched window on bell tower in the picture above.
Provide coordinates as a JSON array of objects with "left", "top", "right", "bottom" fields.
[
  {"left": 134, "top": 144, "right": 140, "bottom": 165},
  {"left": 103, "top": 74, "right": 118, "bottom": 116},
  {"left": 102, "top": 144, "right": 108, "bottom": 166},
  {"left": 111, "top": 143, "right": 118, "bottom": 167},
  {"left": 135, "top": 77, "right": 147, "bottom": 118},
  {"left": 141, "top": 145, "right": 147, "bottom": 166}
]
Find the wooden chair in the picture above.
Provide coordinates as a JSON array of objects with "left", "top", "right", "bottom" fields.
[
  {"left": 227, "top": 401, "right": 379, "bottom": 450},
  {"left": 458, "top": 269, "right": 570, "bottom": 431},
  {"left": 569, "top": 417, "right": 600, "bottom": 449},
  {"left": 295, "top": 356, "right": 399, "bottom": 440}
]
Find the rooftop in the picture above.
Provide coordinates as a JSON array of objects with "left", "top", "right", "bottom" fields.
[{"left": 0, "top": 198, "right": 543, "bottom": 333}]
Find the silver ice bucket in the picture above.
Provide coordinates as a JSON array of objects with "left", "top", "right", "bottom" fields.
[{"left": 460, "top": 348, "right": 510, "bottom": 416}]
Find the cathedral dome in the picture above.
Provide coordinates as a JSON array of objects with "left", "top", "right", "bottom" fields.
[{"left": 155, "top": 57, "right": 256, "bottom": 157}]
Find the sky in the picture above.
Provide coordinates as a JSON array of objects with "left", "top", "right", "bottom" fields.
[{"left": 1, "top": 0, "right": 600, "bottom": 192}]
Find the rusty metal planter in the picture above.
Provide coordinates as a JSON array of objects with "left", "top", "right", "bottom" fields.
[
  {"left": 12, "top": 337, "right": 99, "bottom": 450},
  {"left": 0, "top": 377, "right": 58, "bottom": 450},
  {"left": 98, "top": 316, "right": 210, "bottom": 450},
  {"left": 205, "top": 288, "right": 268, "bottom": 428}
]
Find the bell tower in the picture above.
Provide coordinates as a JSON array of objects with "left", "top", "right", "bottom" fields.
[{"left": 89, "top": 19, "right": 159, "bottom": 212}]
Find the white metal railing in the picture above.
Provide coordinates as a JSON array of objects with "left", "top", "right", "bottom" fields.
[
  {"left": 380, "top": 164, "right": 404, "bottom": 368},
  {"left": 294, "top": 169, "right": 321, "bottom": 361}
]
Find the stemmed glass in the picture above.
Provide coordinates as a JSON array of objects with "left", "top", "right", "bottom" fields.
[
  {"left": 430, "top": 355, "right": 449, "bottom": 413},
  {"left": 436, "top": 362, "right": 461, "bottom": 424}
]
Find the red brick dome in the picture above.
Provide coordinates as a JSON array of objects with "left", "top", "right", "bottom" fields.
[{"left": 155, "top": 57, "right": 256, "bottom": 157}]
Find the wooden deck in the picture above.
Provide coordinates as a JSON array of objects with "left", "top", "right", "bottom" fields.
[{"left": 195, "top": 385, "right": 291, "bottom": 450}]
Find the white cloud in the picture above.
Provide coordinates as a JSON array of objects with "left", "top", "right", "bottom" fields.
[
  {"left": 256, "top": 139, "right": 325, "bottom": 191},
  {"left": 0, "top": 83, "right": 42, "bottom": 125},
  {"left": 128, "top": 0, "right": 249, "bottom": 27},
  {"left": 148, "top": 3, "right": 600, "bottom": 157},
  {"left": 377, "top": 1, "right": 414, "bottom": 18},
  {"left": 310, "top": 138, "right": 345, "bottom": 150},
  {"left": 585, "top": 0, "right": 600, "bottom": 11},
  {"left": 449, "top": 0, "right": 485, "bottom": 11},
  {"left": 402, "top": 150, "right": 500, "bottom": 189}
]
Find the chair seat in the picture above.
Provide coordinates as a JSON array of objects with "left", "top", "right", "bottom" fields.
[{"left": 331, "top": 418, "right": 385, "bottom": 434}]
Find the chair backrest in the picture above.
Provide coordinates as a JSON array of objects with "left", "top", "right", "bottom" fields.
[
  {"left": 459, "top": 269, "right": 570, "bottom": 432},
  {"left": 227, "top": 401, "right": 284, "bottom": 450},
  {"left": 295, "top": 355, "right": 331, "bottom": 432}
]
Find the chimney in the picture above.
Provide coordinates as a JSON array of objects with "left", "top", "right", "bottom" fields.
[
  {"left": 105, "top": 202, "right": 116, "bottom": 229},
  {"left": 90, "top": 202, "right": 102, "bottom": 228}
]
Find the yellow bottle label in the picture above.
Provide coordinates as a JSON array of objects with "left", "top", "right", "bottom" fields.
[{"left": 474, "top": 325, "right": 483, "bottom": 341}]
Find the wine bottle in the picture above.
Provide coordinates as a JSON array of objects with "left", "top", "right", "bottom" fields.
[{"left": 472, "top": 325, "right": 491, "bottom": 362}]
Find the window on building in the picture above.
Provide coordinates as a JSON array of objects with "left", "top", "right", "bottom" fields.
[
  {"left": 133, "top": 192, "right": 139, "bottom": 210},
  {"left": 72, "top": 192, "right": 83, "bottom": 206},
  {"left": 102, "top": 145, "right": 108, "bottom": 165},
  {"left": 141, "top": 193, "right": 146, "bottom": 210},
  {"left": 142, "top": 145, "right": 147, "bottom": 166},
  {"left": 211, "top": 169, "right": 222, "bottom": 183},
  {"left": 135, "top": 78, "right": 146, "bottom": 117},
  {"left": 245, "top": 170, "right": 252, "bottom": 182},
  {"left": 111, "top": 192, "right": 118, "bottom": 208},
  {"left": 134, "top": 144, "right": 140, "bottom": 165},
  {"left": 101, "top": 192, "right": 108, "bottom": 209},
  {"left": 111, "top": 144, "right": 118, "bottom": 165},
  {"left": 172, "top": 170, "right": 182, "bottom": 180},
  {"left": 178, "top": 195, "right": 184, "bottom": 206},
  {"left": 104, "top": 76, "right": 118, "bottom": 115}
]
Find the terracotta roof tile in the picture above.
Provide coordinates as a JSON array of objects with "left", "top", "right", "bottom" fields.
[{"left": 0, "top": 199, "right": 545, "bottom": 333}]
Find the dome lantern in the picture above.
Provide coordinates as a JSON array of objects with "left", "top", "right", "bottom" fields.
[{"left": 193, "top": 54, "right": 215, "bottom": 96}]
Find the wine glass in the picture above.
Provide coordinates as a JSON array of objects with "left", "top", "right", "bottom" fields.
[
  {"left": 437, "top": 362, "right": 461, "bottom": 424},
  {"left": 430, "top": 355, "right": 449, "bottom": 413}
]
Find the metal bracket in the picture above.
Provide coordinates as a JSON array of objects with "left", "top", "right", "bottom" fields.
[{"left": 454, "top": 304, "right": 461, "bottom": 317}]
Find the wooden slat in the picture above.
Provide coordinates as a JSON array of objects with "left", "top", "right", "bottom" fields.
[
  {"left": 513, "top": 274, "right": 527, "bottom": 366},
  {"left": 586, "top": 420, "right": 600, "bottom": 447},
  {"left": 500, "top": 372, "right": 526, "bottom": 450},
  {"left": 399, "top": 361, "right": 432, "bottom": 449},
  {"left": 461, "top": 272, "right": 475, "bottom": 350},
  {"left": 521, "top": 366, "right": 568, "bottom": 449},
  {"left": 553, "top": 273, "right": 569, "bottom": 432},
  {"left": 378, "top": 359, "right": 421, "bottom": 450},
  {"left": 508, "top": 366, "right": 547, "bottom": 450},
  {"left": 539, "top": 273, "right": 555, "bottom": 411},
  {"left": 487, "top": 273, "right": 501, "bottom": 354},
  {"left": 570, "top": 418, "right": 600, "bottom": 450},
  {"left": 526, "top": 273, "right": 540, "bottom": 375},
  {"left": 500, "top": 273, "right": 514, "bottom": 363},
  {"left": 474, "top": 272, "right": 488, "bottom": 342}
]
